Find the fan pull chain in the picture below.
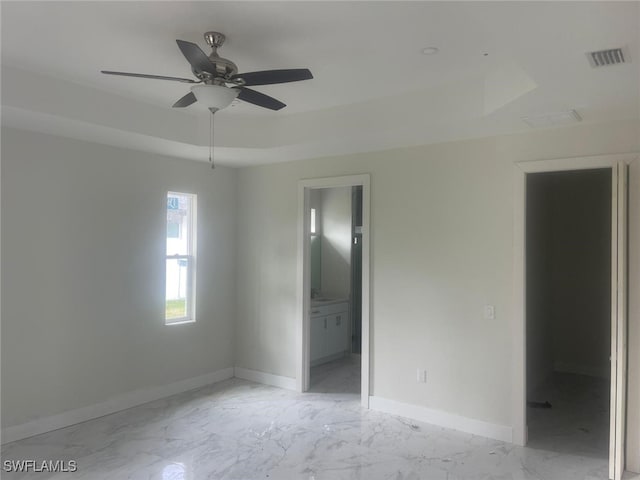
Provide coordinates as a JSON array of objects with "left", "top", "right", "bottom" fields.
[{"left": 209, "top": 109, "right": 215, "bottom": 169}]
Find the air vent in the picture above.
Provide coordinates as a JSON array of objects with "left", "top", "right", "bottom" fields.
[
  {"left": 521, "top": 110, "right": 582, "bottom": 129},
  {"left": 587, "top": 48, "right": 627, "bottom": 68}
]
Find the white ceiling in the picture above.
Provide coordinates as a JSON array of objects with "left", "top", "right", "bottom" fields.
[{"left": 2, "top": 1, "right": 639, "bottom": 165}]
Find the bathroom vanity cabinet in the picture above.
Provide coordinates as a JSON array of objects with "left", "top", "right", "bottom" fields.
[{"left": 310, "top": 301, "right": 349, "bottom": 365}]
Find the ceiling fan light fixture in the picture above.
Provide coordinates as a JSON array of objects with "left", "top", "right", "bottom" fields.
[{"left": 191, "top": 84, "right": 239, "bottom": 111}]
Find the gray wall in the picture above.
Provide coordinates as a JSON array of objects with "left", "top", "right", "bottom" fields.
[
  {"left": 319, "top": 187, "right": 352, "bottom": 299},
  {"left": 1, "top": 128, "right": 237, "bottom": 428},
  {"left": 525, "top": 175, "right": 556, "bottom": 393},
  {"left": 308, "top": 186, "right": 352, "bottom": 299},
  {"left": 309, "top": 189, "right": 322, "bottom": 292},
  {"left": 550, "top": 170, "right": 611, "bottom": 377},
  {"left": 527, "top": 169, "right": 612, "bottom": 394}
]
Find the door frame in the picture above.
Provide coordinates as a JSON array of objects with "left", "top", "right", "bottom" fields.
[
  {"left": 296, "top": 174, "right": 371, "bottom": 407},
  {"left": 512, "top": 153, "right": 637, "bottom": 479}
]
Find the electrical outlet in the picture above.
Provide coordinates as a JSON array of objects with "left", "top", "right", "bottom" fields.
[
  {"left": 483, "top": 305, "right": 495, "bottom": 320},
  {"left": 416, "top": 369, "right": 427, "bottom": 383}
]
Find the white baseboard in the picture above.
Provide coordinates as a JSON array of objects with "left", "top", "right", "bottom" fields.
[
  {"left": 553, "top": 361, "right": 609, "bottom": 379},
  {"left": 1, "top": 367, "right": 234, "bottom": 445},
  {"left": 233, "top": 367, "right": 296, "bottom": 391},
  {"left": 369, "top": 396, "right": 513, "bottom": 443}
]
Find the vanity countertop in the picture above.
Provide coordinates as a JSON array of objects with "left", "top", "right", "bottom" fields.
[{"left": 310, "top": 297, "right": 349, "bottom": 307}]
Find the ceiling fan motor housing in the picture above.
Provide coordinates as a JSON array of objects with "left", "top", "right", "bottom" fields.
[
  {"left": 200, "top": 31, "right": 238, "bottom": 81},
  {"left": 204, "top": 31, "right": 225, "bottom": 48}
]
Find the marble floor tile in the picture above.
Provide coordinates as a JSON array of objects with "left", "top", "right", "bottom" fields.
[
  {"left": 527, "top": 372, "right": 610, "bottom": 459},
  {"left": 310, "top": 356, "right": 361, "bottom": 394},
  {"left": 1, "top": 372, "right": 615, "bottom": 480}
]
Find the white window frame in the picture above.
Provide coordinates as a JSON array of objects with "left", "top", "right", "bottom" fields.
[
  {"left": 165, "top": 192, "right": 197, "bottom": 325},
  {"left": 310, "top": 207, "right": 318, "bottom": 236}
]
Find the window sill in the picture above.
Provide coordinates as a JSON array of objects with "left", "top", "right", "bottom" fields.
[{"left": 165, "top": 318, "right": 196, "bottom": 326}]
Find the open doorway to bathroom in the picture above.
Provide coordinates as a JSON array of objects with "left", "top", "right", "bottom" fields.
[
  {"left": 307, "top": 185, "right": 362, "bottom": 394},
  {"left": 297, "top": 174, "right": 370, "bottom": 406}
]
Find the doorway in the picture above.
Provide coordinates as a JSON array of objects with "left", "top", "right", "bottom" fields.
[
  {"left": 525, "top": 169, "right": 612, "bottom": 459},
  {"left": 513, "top": 154, "right": 637, "bottom": 480},
  {"left": 307, "top": 185, "right": 362, "bottom": 393},
  {"left": 296, "top": 174, "right": 370, "bottom": 407}
]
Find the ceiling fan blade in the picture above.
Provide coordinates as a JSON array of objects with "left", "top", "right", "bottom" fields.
[
  {"left": 101, "top": 70, "right": 197, "bottom": 83},
  {"left": 172, "top": 92, "right": 197, "bottom": 108},
  {"left": 235, "top": 87, "right": 286, "bottom": 111},
  {"left": 232, "top": 69, "right": 313, "bottom": 86},
  {"left": 176, "top": 40, "right": 216, "bottom": 75}
]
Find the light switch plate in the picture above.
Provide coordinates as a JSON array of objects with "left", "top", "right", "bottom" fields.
[{"left": 484, "top": 305, "right": 495, "bottom": 320}]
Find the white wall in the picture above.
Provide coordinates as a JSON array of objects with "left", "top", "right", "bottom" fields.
[
  {"left": 1, "top": 128, "right": 237, "bottom": 429},
  {"left": 234, "top": 120, "right": 640, "bottom": 451},
  {"left": 320, "top": 187, "right": 351, "bottom": 299}
]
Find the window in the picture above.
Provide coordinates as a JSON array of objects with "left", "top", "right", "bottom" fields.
[
  {"left": 165, "top": 192, "right": 196, "bottom": 324},
  {"left": 310, "top": 208, "right": 317, "bottom": 235}
]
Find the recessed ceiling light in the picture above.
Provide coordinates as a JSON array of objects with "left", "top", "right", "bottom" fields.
[{"left": 421, "top": 47, "right": 439, "bottom": 55}]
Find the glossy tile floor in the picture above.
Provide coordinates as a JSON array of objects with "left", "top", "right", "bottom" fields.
[
  {"left": 527, "top": 372, "right": 610, "bottom": 459},
  {"left": 1, "top": 367, "right": 628, "bottom": 480},
  {"left": 310, "top": 355, "right": 361, "bottom": 394}
]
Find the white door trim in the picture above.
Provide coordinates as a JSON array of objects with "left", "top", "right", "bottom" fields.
[
  {"left": 512, "top": 153, "right": 637, "bottom": 479},
  {"left": 296, "top": 174, "right": 371, "bottom": 407},
  {"left": 613, "top": 162, "right": 628, "bottom": 479}
]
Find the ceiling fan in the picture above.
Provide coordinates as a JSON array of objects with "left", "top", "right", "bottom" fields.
[{"left": 101, "top": 31, "right": 313, "bottom": 113}]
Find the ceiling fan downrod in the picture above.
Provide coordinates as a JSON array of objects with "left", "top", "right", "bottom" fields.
[{"left": 201, "top": 31, "right": 238, "bottom": 82}]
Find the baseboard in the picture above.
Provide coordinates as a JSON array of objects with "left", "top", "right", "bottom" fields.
[
  {"left": 1, "top": 367, "right": 234, "bottom": 445},
  {"left": 369, "top": 396, "right": 513, "bottom": 443},
  {"left": 553, "top": 361, "right": 609, "bottom": 379},
  {"left": 233, "top": 367, "right": 297, "bottom": 391}
]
